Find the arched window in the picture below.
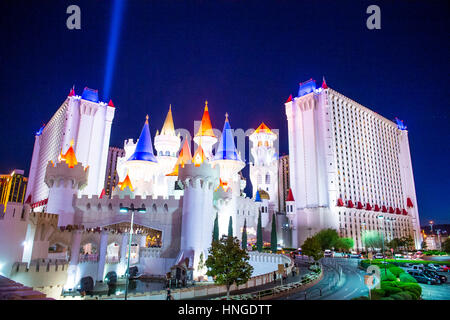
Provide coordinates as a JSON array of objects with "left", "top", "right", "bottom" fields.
[
  {"left": 264, "top": 141, "right": 269, "bottom": 147},
  {"left": 265, "top": 173, "right": 270, "bottom": 184}
]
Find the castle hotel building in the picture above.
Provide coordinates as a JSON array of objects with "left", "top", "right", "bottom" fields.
[{"left": 286, "top": 79, "right": 421, "bottom": 250}]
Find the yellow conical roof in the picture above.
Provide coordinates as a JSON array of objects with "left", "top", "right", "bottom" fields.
[
  {"left": 253, "top": 122, "right": 275, "bottom": 135},
  {"left": 195, "top": 100, "right": 216, "bottom": 138},
  {"left": 193, "top": 144, "right": 206, "bottom": 167},
  {"left": 60, "top": 139, "right": 78, "bottom": 168},
  {"left": 166, "top": 138, "right": 192, "bottom": 176},
  {"left": 118, "top": 172, "right": 134, "bottom": 191},
  {"left": 160, "top": 105, "right": 176, "bottom": 136}
]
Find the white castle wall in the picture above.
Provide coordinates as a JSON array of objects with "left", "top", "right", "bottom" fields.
[{"left": 0, "top": 203, "right": 28, "bottom": 278}]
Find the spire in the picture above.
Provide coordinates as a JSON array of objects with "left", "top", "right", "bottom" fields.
[
  {"left": 166, "top": 138, "right": 192, "bottom": 176},
  {"left": 68, "top": 86, "right": 75, "bottom": 97},
  {"left": 255, "top": 190, "right": 262, "bottom": 202},
  {"left": 193, "top": 144, "right": 207, "bottom": 166},
  {"left": 118, "top": 172, "right": 134, "bottom": 191},
  {"left": 128, "top": 116, "right": 158, "bottom": 162},
  {"left": 195, "top": 100, "right": 216, "bottom": 138},
  {"left": 286, "top": 188, "right": 295, "bottom": 202},
  {"left": 212, "top": 113, "right": 241, "bottom": 161},
  {"left": 60, "top": 139, "right": 78, "bottom": 168},
  {"left": 321, "top": 76, "right": 328, "bottom": 89},
  {"left": 285, "top": 94, "right": 292, "bottom": 103},
  {"left": 253, "top": 122, "right": 275, "bottom": 135},
  {"left": 108, "top": 99, "right": 115, "bottom": 108},
  {"left": 160, "top": 104, "right": 176, "bottom": 136}
]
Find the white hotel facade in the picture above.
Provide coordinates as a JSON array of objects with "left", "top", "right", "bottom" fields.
[
  {"left": 285, "top": 79, "right": 421, "bottom": 250},
  {"left": 25, "top": 87, "right": 115, "bottom": 211}
]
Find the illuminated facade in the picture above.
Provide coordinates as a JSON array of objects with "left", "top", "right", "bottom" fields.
[
  {"left": 25, "top": 87, "right": 116, "bottom": 211},
  {"left": 0, "top": 169, "right": 28, "bottom": 211},
  {"left": 285, "top": 78, "right": 421, "bottom": 250},
  {"left": 277, "top": 155, "right": 290, "bottom": 213},
  {"left": 103, "top": 147, "right": 125, "bottom": 196}
]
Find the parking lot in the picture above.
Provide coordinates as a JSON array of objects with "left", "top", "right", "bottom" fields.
[{"left": 420, "top": 281, "right": 450, "bottom": 300}]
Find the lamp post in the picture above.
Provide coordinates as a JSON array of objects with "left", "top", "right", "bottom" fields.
[
  {"left": 377, "top": 215, "right": 386, "bottom": 276},
  {"left": 120, "top": 205, "right": 146, "bottom": 300},
  {"left": 361, "top": 222, "right": 366, "bottom": 253},
  {"left": 429, "top": 220, "right": 434, "bottom": 234}
]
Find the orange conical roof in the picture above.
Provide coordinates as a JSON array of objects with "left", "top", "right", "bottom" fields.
[
  {"left": 195, "top": 100, "right": 216, "bottom": 138},
  {"left": 60, "top": 139, "right": 78, "bottom": 168},
  {"left": 215, "top": 178, "right": 230, "bottom": 192},
  {"left": 118, "top": 173, "right": 134, "bottom": 191},
  {"left": 253, "top": 122, "right": 275, "bottom": 135},
  {"left": 166, "top": 138, "right": 192, "bottom": 176},
  {"left": 193, "top": 144, "right": 207, "bottom": 166},
  {"left": 160, "top": 104, "right": 176, "bottom": 136}
]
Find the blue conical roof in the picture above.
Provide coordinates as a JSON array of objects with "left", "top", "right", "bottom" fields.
[
  {"left": 213, "top": 114, "right": 241, "bottom": 161},
  {"left": 128, "top": 116, "right": 158, "bottom": 162},
  {"left": 255, "top": 190, "right": 262, "bottom": 202}
]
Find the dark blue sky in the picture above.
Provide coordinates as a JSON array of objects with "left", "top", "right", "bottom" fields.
[{"left": 0, "top": 1, "right": 448, "bottom": 225}]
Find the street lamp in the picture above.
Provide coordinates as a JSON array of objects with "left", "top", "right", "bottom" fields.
[
  {"left": 429, "top": 221, "right": 434, "bottom": 234},
  {"left": 377, "top": 215, "right": 387, "bottom": 275},
  {"left": 120, "top": 205, "right": 146, "bottom": 300}
]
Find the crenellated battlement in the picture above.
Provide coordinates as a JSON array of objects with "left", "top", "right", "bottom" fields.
[
  {"left": 44, "top": 160, "right": 88, "bottom": 190},
  {"left": 10, "top": 261, "right": 69, "bottom": 290}
]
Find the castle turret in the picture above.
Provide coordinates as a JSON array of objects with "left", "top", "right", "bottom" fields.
[
  {"left": 249, "top": 122, "right": 279, "bottom": 213},
  {"left": 121, "top": 115, "right": 159, "bottom": 196},
  {"left": 193, "top": 101, "right": 217, "bottom": 160},
  {"left": 154, "top": 105, "right": 181, "bottom": 196},
  {"left": 44, "top": 140, "right": 88, "bottom": 227},
  {"left": 210, "top": 113, "right": 245, "bottom": 238},
  {"left": 176, "top": 154, "right": 219, "bottom": 281}
]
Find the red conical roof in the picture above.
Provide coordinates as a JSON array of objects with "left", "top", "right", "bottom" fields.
[
  {"left": 108, "top": 99, "right": 115, "bottom": 108},
  {"left": 68, "top": 87, "right": 75, "bottom": 97},
  {"left": 286, "top": 94, "right": 292, "bottom": 103},
  {"left": 286, "top": 188, "right": 295, "bottom": 202},
  {"left": 321, "top": 76, "right": 328, "bottom": 89}
]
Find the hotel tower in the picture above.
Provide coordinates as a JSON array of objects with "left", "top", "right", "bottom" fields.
[{"left": 285, "top": 79, "right": 421, "bottom": 250}]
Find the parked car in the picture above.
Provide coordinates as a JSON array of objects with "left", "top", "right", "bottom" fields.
[
  {"left": 437, "top": 265, "right": 450, "bottom": 272},
  {"left": 425, "top": 264, "right": 440, "bottom": 272},
  {"left": 324, "top": 249, "right": 334, "bottom": 257},
  {"left": 423, "top": 270, "right": 447, "bottom": 284},
  {"left": 350, "top": 252, "right": 362, "bottom": 259},
  {"left": 407, "top": 270, "right": 439, "bottom": 285},
  {"left": 408, "top": 264, "right": 425, "bottom": 272},
  {"left": 374, "top": 253, "right": 384, "bottom": 259}
]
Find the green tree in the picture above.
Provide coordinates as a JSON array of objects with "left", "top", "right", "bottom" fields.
[
  {"left": 302, "top": 236, "right": 323, "bottom": 261},
  {"left": 256, "top": 210, "right": 263, "bottom": 252},
  {"left": 270, "top": 213, "right": 277, "bottom": 253},
  {"left": 212, "top": 213, "right": 219, "bottom": 243},
  {"left": 363, "top": 230, "right": 383, "bottom": 250},
  {"left": 315, "top": 228, "right": 339, "bottom": 250},
  {"left": 241, "top": 219, "right": 247, "bottom": 250},
  {"left": 387, "top": 238, "right": 401, "bottom": 253},
  {"left": 402, "top": 236, "right": 414, "bottom": 250},
  {"left": 443, "top": 238, "right": 450, "bottom": 254},
  {"left": 335, "top": 237, "right": 354, "bottom": 252},
  {"left": 421, "top": 240, "right": 428, "bottom": 251},
  {"left": 228, "top": 216, "right": 233, "bottom": 238},
  {"left": 205, "top": 236, "right": 254, "bottom": 299}
]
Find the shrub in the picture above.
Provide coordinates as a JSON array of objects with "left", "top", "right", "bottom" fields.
[
  {"left": 399, "top": 273, "right": 417, "bottom": 283},
  {"left": 388, "top": 266, "right": 405, "bottom": 277},
  {"left": 390, "top": 291, "right": 413, "bottom": 300},
  {"left": 370, "top": 289, "right": 385, "bottom": 300},
  {"left": 383, "top": 286, "right": 402, "bottom": 296},
  {"left": 380, "top": 269, "right": 397, "bottom": 281},
  {"left": 397, "top": 282, "right": 422, "bottom": 297}
]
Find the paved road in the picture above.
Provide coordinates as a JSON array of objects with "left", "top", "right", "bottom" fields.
[
  {"left": 420, "top": 281, "right": 450, "bottom": 300},
  {"left": 280, "top": 257, "right": 368, "bottom": 300}
]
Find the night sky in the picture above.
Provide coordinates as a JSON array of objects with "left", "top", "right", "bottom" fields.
[{"left": 0, "top": 1, "right": 448, "bottom": 225}]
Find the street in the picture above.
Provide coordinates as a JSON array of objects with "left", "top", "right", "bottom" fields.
[{"left": 279, "top": 257, "right": 368, "bottom": 300}]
